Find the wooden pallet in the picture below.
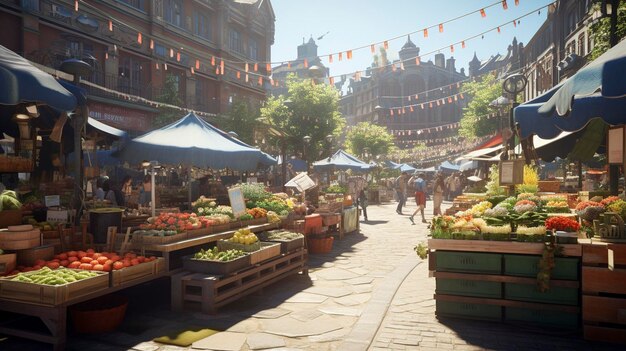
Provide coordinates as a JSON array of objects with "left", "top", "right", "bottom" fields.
[
  {"left": 581, "top": 242, "right": 626, "bottom": 344},
  {"left": 171, "top": 249, "right": 308, "bottom": 314}
]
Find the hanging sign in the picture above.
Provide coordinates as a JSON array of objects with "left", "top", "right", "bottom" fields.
[
  {"left": 607, "top": 126, "right": 624, "bottom": 165},
  {"left": 228, "top": 187, "right": 247, "bottom": 218},
  {"left": 285, "top": 173, "right": 316, "bottom": 192},
  {"left": 499, "top": 159, "right": 524, "bottom": 185}
]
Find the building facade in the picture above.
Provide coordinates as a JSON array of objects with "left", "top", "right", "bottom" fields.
[
  {"left": 0, "top": 0, "right": 275, "bottom": 133},
  {"left": 269, "top": 37, "right": 329, "bottom": 96},
  {"left": 522, "top": 0, "right": 595, "bottom": 100},
  {"left": 339, "top": 36, "right": 467, "bottom": 148}
]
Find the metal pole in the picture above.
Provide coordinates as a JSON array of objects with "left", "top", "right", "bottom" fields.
[
  {"left": 151, "top": 167, "right": 156, "bottom": 217},
  {"left": 281, "top": 140, "right": 287, "bottom": 192}
]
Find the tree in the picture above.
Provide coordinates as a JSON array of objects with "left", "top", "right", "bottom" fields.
[
  {"left": 154, "top": 74, "right": 184, "bottom": 128},
  {"left": 459, "top": 73, "right": 503, "bottom": 139},
  {"left": 217, "top": 101, "right": 259, "bottom": 145},
  {"left": 345, "top": 122, "right": 395, "bottom": 160},
  {"left": 589, "top": 1, "right": 626, "bottom": 60},
  {"left": 260, "top": 75, "right": 344, "bottom": 163}
]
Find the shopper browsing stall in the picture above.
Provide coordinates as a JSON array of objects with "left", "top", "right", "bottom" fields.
[{"left": 409, "top": 173, "right": 427, "bottom": 224}]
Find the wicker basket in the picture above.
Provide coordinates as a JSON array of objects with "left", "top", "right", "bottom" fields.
[
  {"left": 307, "top": 236, "right": 334, "bottom": 254},
  {"left": 70, "top": 294, "right": 128, "bottom": 333}
]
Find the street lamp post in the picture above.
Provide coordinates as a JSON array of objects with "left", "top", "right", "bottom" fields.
[
  {"left": 142, "top": 160, "right": 160, "bottom": 217},
  {"left": 502, "top": 73, "right": 528, "bottom": 160},
  {"left": 303, "top": 135, "right": 311, "bottom": 173}
]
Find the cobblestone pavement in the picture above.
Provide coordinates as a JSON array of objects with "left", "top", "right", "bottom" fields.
[{"left": 0, "top": 200, "right": 619, "bottom": 351}]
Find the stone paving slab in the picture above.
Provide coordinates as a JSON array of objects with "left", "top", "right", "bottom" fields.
[
  {"left": 192, "top": 331, "right": 246, "bottom": 350},
  {"left": 246, "top": 332, "right": 286, "bottom": 350}
]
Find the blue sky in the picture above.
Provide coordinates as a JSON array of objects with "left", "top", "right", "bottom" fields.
[{"left": 270, "top": 0, "right": 554, "bottom": 79}]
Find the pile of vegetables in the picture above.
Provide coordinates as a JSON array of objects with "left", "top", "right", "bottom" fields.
[
  {"left": 10, "top": 267, "right": 98, "bottom": 285},
  {"left": 193, "top": 247, "right": 247, "bottom": 262},
  {"left": 239, "top": 183, "right": 272, "bottom": 206},
  {"left": 261, "top": 230, "right": 304, "bottom": 241},
  {"left": 0, "top": 190, "right": 22, "bottom": 211},
  {"left": 141, "top": 212, "right": 214, "bottom": 232}
]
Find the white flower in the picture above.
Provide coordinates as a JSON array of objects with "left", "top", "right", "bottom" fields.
[{"left": 198, "top": 207, "right": 204, "bottom": 214}]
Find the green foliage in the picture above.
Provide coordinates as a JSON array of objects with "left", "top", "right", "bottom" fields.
[
  {"left": 218, "top": 100, "right": 259, "bottom": 145},
  {"left": 345, "top": 122, "right": 395, "bottom": 160},
  {"left": 260, "top": 75, "right": 344, "bottom": 163},
  {"left": 459, "top": 73, "right": 503, "bottom": 139},
  {"left": 414, "top": 242, "right": 428, "bottom": 260},
  {"left": 154, "top": 74, "right": 185, "bottom": 128},
  {"left": 239, "top": 183, "right": 272, "bottom": 203},
  {"left": 325, "top": 184, "right": 347, "bottom": 194},
  {"left": 589, "top": 1, "right": 626, "bottom": 60},
  {"left": 486, "top": 164, "right": 506, "bottom": 196}
]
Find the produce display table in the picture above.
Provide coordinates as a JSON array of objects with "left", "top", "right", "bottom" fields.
[
  {"left": 171, "top": 248, "right": 308, "bottom": 314},
  {"left": 428, "top": 239, "right": 582, "bottom": 328},
  {"left": 141, "top": 222, "right": 280, "bottom": 271},
  {"left": 580, "top": 240, "right": 626, "bottom": 344},
  {"left": 340, "top": 206, "right": 359, "bottom": 239},
  {"left": 0, "top": 269, "right": 170, "bottom": 351}
]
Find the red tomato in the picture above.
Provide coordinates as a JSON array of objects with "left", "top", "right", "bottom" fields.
[
  {"left": 80, "top": 256, "right": 93, "bottom": 264},
  {"left": 92, "top": 264, "right": 104, "bottom": 271}
]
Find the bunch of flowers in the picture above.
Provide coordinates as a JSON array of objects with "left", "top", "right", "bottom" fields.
[
  {"left": 484, "top": 206, "right": 509, "bottom": 218},
  {"left": 462, "top": 201, "right": 492, "bottom": 217},
  {"left": 575, "top": 201, "right": 605, "bottom": 221},
  {"left": 601, "top": 196, "right": 621, "bottom": 207},
  {"left": 514, "top": 200, "right": 538, "bottom": 214},
  {"left": 518, "top": 193, "right": 538, "bottom": 201},
  {"left": 545, "top": 216, "right": 580, "bottom": 232},
  {"left": 142, "top": 212, "right": 214, "bottom": 232},
  {"left": 546, "top": 201, "right": 569, "bottom": 208},
  {"left": 192, "top": 196, "right": 217, "bottom": 211},
  {"left": 239, "top": 183, "right": 272, "bottom": 205},
  {"left": 480, "top": 224, "right": 512, "bottom": 234},
  {"left": 516, "top": 225, "right": 546, "bottom": 235}
]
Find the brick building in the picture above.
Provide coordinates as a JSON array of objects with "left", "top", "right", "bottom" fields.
[{"left": 0, "top": 0, "right": 275, "bottom": 133}]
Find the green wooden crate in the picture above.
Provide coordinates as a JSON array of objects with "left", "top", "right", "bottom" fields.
[
  {"left": 436, "top": 300, "right": 502, "bottom": 321},
  {"left": 503, "top": 254, "right": 579, "bottom": 280},
  {"left": 505, "top": 307, "right": 579, "bottom": 329},
  {"left": 436, "top": 251, "right": 502, "bottom": 274},
  {"left": 436, "top": 278, "right": 502, "bottom": 298},
  {"left": 504, "top": 283, "right": 579, "bottom": 306}
]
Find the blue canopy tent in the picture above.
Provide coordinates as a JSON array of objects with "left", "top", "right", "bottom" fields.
[
  {"left": 397, "top": 163, "right": 416, "bottom": 173},
  {"left": 384, "top": 160, "right": 401, "bottom": 169},
  {"left": 515, "top": 39, "right": 626, "bottom": 140},
  {"left": 117, "top": 112, "right": 275, "bottom": 170},
  {"left": 414, "top": 166, "right": 437, "bottom": 174},
  {"left": 312, "top": 149, "right": 372, "bottom": 172},
  {"left": 439, "top": 161, "right": 460, "bottom": 174},
  {"left": 276, "top": 155, "right": 307, "bottom": 172}
]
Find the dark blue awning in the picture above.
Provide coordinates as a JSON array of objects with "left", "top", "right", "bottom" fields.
[{"left": 313, "top": 149, "right": 372, "bottom": 172}]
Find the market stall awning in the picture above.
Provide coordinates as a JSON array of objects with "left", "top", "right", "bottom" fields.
[
  {"left": 396, "top": 163, "right": 416, "bottom": 173},
  {"left": 87, "top": 117, "right": 128, "bottom": 139},
  {"left": 277, "top": 155, "right": 307, "bottom": 172},
  {"left": 0, "top": 45, "right": 76, "bottom": 111},
  {"left": 116, "top": 112, "right": 276, "bottom": 170},
  {"left": 384, "top": 160, "right": 401, "bottom": 169},
  {"left": 439, "top": 161, "right": 460, "bottom": 173},
  {"left": 456, "top": 145, "right": 503, "bottom": 162},
  {"left": 312, "top": 149, "right": 372, "bottom": 172},
  {"left": 515, "top": 39, "right": 626, "bottom": 139},
  {"left": 460, "top": 160, "right": 479, "bottom": 171},
  {"left": 486, "top": 131, "right": 576, "bottom": 161},
  {"left": 414, "top": 166, "right": 437, "bottom": 173}
]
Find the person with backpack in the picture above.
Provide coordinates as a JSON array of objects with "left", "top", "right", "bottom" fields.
[
  {"left": 395, "top": 172, "right": 408, "bottom": 215},
  {"left": 409, "top": 173, "right": 428, "bottom": 224}
]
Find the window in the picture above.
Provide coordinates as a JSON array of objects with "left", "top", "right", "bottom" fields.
[
  {"left": 154, "top": 44, "right": 167, "bottom": 57},
  {"left": 118, "top": 56, "right": 143, "bottom": 95},
  {"left": 21, "top": 0, "right": 39, "bottom": 11},
  {"left": 164, "top": 0, "right": 182, "bottom": 27},
  {"left": 194, "top": 13, "right": 211, "bottom": 40},
  {"left": 195, "top": 78, "right": 206, "bottom": 108},
  {"left": 248, "top": 38, "right": 258, "bottom": 60},
  {"left": 118, "top": 0, "right": 144, "bottom": 11},
  {"left": 229, "top": 29, "right": 242, "bottom": 53}
]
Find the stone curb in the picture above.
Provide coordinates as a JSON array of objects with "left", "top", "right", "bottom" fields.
[{"left": 338, "top": 254, "right": 421, "bottom": 351}]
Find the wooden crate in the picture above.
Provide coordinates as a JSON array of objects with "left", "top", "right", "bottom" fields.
[
  {"left": 154, "top": 257, "right": 166, "bottom": 273},
  {"left": 504, "top": 282, "right": 579, "bottom": 306},
  {"left": 16, "top": 245, "right": 55, "bottom": 266},
  {"left": 110, "top": 260, "right": 157, "bottom": 287},
  {"left": 435, "top": 251, "right": 502, "bottom": 274},
  {"left": 436, "top": 300, "right": 502, "bottom": 321},
  {"left": 0, "top": 253, "right": 16, "bottom": 275},
  {"left": 249, "top": 242, "right": 281, "bottom": 264},
  {"left": 436, "top": 278, "right": 502, "bottom": 299},
  {"left": 210, "top": 223, "right": 231, "bottom": 233},
  {"left": 503, "top": 254, "right": 579, "bottom": 281},
  {"left": 505, "top": 306, "right": 579, "bottom": 329},
  {"left": 186, "top": 227, "right": 212, "bottom": 239},
  {"left": 0, "top": 269, "right": 109, "bottom": 306},
  {"left": 260, "top": 236, "right": 305, "bottom": 254},
  {"left": 127, "top": 232, "right": 188, "bottom": 245},
  {"left": 182, "top": 254, "right": 251, "bottom": 275}
]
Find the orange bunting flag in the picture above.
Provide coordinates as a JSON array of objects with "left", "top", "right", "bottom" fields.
[
  {"left": 338, "top": 52, "right": 342, "bottom": 61},
  {"left": 436, "top": 100, "right": 441, "bottom": 106},
  {"left": 304, "top": 58, "right": 309, "bottom": 67},
  {"left": 329, "top": 54, "right": 333, "bottom": 63},
  {"left": 329, "top": 77, "right": 334, "bottom": 85},
  {"left": 266, "top": 63, "right": 271, "bottom": 72},
  {"left": 108, "top": 20, "right": 113, "bottom": 31},
  {"left": 220, "top": 60, "right": 224, "bottom": 75},
  {"left": 400, "top": 62, "right": 404, "bottom": 70},
  {"left": 211, "top": 56, "right": 215, "bottom": 66},
  {"left": 454, "top": 95, "right": 458, "bottom": 101},
  {"left": 515, "top": 0, "right": 519, "bottom": 5},
  {"left": 448, "top": 97, "right": 453, "bottom": 103},
  {"left": 245, "top": 74, "right": 249, "bottom": 82},
  {"left": 258, "top": 76, "right": 262, "bottom": 85},
  {"left": 164, "top": 63, "right": 168, "bottom": 71},
  {"left": 457, "top": 82, "right": 461, "bottom": 88},
  {"left": 137, "top": 33, "right": 142, "bottom": 44},
  {"left": 176, "top": 52, "right": 180, "bottom": 62},
  {"left": 415, "top": 94, "right": 419, "bottom": 100},
  {"left": 429, "top": 102, "right": 433, "bottom": 108},
  {"left": 74, "top": 0, "right": 78, "bottom": 11},
  {"left": 390, "top": 109, "right": 394, "bottom": 116},
  {"left": 215, "top": 67, "right": 219, "bottom": 75},
  {"left": 402, "top": 108, "right": 406, "bottom": 114},
  {"left": 195, "top": 60, "right": 200, "bottom": 69},
  {"left": 397, "top": 109, "right": 402, "bottom": 115},
  {"left": 439, "top": 24, "right": 443, "bottom": 33},
  {"left": 347, "top": 50, "right": 353, "bottom": 60},
  {"left": 245, "top": 63, "right": 249, "bottom": 72},
  {"left": 462, "top": 41, "right": 466, "bottom": 49},
  {"left": 287, "top": 62, "right": 291, "bottom": 69},
  {"left": 410, "top": 106, "right": 414, "bottom": 112},
  {"left": 392, "top": 64, "right": 396, "bottom": 72},
  {"left": 423, "top": 28, "right": 428, "bottom": 38},
  {"left": 190, "top": 67, "right": 195, "bottom": 74},
  {"left": 497, "top": 26, "right": 501, "bottom": 34},
  {"left": 460, "top": 93, "right": 465, "bottom": 99},
  {"left": 480, "top": 8, "right": 486, "bottom": 17},
  {"left": 502, "top": 0, "right": 508, "bottom": 10},
  {"left": 383, "top": 41, "right": 389, "bottom": 50},
  {"left": 105, "top": 52, "right": 109, "bottom": 60},
  {"left": 155, "top": 63, "right": 159, "bottom": 70},
  {"left": 169, "top": 48, "right": 174, "bottom": 57},
  {"left": 420, "top": 104, "right": 424, "bottom": 109},
  {"left": 415, "top": 57, "right": 421, "bottom": 65},
  {"left": 237, "top": 71, "right": 241, "bottom": 79},
  {"left": 450, "top": 45, "right": 454, "bottom": 53},
  {"left": 513, "top": 20, "right": 517, "bottom": 27},
  {"left": 150, "top": 40, "right": 154, "bottom": 50},
  {"left": 408, "top": 96, "right": 412, "bottom": 101},
  {"left": 254, "top": 63, "right": 258, "bottom": 72},
  {"left": 370, "top": 44, "right": 375, "bottom": 53}
]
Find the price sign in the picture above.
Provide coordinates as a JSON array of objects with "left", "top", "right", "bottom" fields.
[
  {"left": 228, "top": 187, "right": 247, "bottom": 218},
  {"left": 285, "top": 173, "right": 316, "bottom": 192},
  {"left": 45, "top": 195, "right": 60, "bottom": 207}
]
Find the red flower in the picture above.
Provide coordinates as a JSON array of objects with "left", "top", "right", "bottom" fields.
[
  {"left": 545, "top": 216, "right": 580, "bottom": 232},
  {"left": 515, "top": 200, "right": 537, "bottom": 207},
  {"left": 601, "top": 196, "right": 620, "bottom": 206},
  {"left": 575, "top": 201, "right": 604, "bottom": 211}
]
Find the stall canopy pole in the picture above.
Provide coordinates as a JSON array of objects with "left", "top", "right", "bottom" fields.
[{"left": 151, "top": 166, "right": 156, "bottom": 218}]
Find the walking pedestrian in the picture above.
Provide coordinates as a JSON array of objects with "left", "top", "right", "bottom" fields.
[
  {"left": 395, "top": 172, "right": 408, "bottom": 215},
  {"left": 358, "top": 188, "right": 368, "bottom": 222},
  {"left": 432, "top": 174, "right": 446, "bottom": 216},
  {"left": 409, "top": 173, "right": 427, "bottom": 224}
]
